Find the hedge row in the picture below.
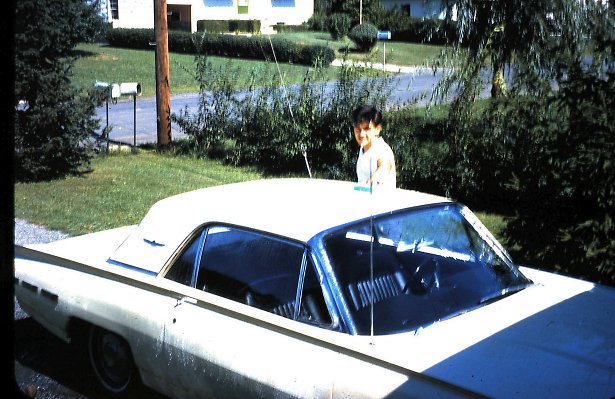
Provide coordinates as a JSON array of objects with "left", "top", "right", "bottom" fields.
[
  {"left": 105, "top": 28, "right": 335, "bottom": 66},
  {"left": 388, "top": 17, "right": 458, "bottom": 45},
  {"left": 197, "top": 19, "right": 261, "bottom": 34},
  {"left": 308, "top": 12, "right": 457, "bottom": 45}
]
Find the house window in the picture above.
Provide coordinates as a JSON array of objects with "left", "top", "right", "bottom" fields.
[
  {"left": 238, "top": 0, "right": 249, "bottom": 14},
  {"left": 271, "top": 0, "right": 295, "bottom": 7},
  {"left": 401, "top": 4, "right": 411, "bottom": 16},
  {"left": 109, "top": 0, "right": 119, "bottom": 20},
  {"left": 168, "top": 10, "right": 181, "bottom": 22},
  {"left": 204, "top": 0, "right": 233, "bottom": 6}
]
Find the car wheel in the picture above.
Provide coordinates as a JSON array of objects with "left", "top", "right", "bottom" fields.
[{"left": 88, "top": 325, "right": 136, "bottom": 394}]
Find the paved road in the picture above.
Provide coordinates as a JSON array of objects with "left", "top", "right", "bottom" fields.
[{"left": 95, "top": 67, "right": 454, "bottom": 146}]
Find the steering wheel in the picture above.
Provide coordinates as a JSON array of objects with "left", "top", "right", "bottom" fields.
[{"left": 403, "top": 257, "right": 440, "bottom": 295}]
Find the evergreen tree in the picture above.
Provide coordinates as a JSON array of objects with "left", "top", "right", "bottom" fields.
[{"left": 14, "top": 0, "right": 105, "bottom": 181}]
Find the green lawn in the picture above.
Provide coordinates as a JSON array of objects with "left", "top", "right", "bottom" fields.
[
  {"left": 72, "top": 33, "right": 452, "bottom": 97},
  {"left": 278, "top": 31, "right": 447, "bottom": 67},
  {"left": 17, "top": 35, "right": 500, "bottom": 239},
  {"left": 14, "top": 151, "right": 263, "bottom": 236},
  {"left": 72, "top": 42, "right": 340, "bottom": 97},
  {"left": 15, "top": 151, "right": 506, "bottom": 239}
]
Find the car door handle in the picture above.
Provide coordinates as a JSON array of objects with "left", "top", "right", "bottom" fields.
[{"left": 175, "top": 296, "right": 197, "bottom": 307}]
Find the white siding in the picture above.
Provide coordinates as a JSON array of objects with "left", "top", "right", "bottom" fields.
[{"left": 108, "top": 0, "right": 314, "bottom": 33}]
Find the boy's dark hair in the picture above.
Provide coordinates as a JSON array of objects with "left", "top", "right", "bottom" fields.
[{"left": 352, "top": 105, "right": 383, "bottom": 127}]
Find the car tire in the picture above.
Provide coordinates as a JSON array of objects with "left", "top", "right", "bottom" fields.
[{"left": 88, "top": 325, "right": 137, "bottom": 394}]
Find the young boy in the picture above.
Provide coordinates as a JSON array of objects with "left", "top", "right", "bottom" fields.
[{"left": 352, "top": 105, "right": 396, "bottom": 188}]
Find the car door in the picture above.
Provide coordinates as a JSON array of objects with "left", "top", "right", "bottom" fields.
[{"left": 161, "top": 225, "right": 339, "bottom": 398}]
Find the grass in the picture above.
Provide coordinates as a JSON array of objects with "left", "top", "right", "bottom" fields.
[
  {"left": 72, "top": 33, "right": 453, "bottom": 97},
  {"left": 279, "top": 31, "right": 447, "bottom": 67},
  {"left": 14, "top": 151, "right": 506, "bottom": 240},
  {"left": 72, "top": 42, "right": 340, "bottom": 97},
  {"left": 14, "top": 151, "right": 263, "bottom": 236},
  {"left": 17, "top": 34, "right": 502, "bottom": 239}
]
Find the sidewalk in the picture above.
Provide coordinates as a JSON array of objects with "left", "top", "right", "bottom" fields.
[{"left": 330, "top": 59, "right": 433, "bottom": 74}]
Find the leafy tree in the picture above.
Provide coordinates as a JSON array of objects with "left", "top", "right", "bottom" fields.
[
  {"left": 435, "top": 0, "right": 592, "bottom": 108},
  {"left": 326, "top": 13, "right": 352, "bottom": 40},
  {"left": 14, "top": 0, "right": 105, "bottom": 181},
  {"left": 331, "top": 0, "right": 387, "bottom": 25},
  {"left": 495, "top": 65, "right": 614, "bottom": 285},
  {"left": 434, "top": 0, "right": 615, "bottom": 284}
]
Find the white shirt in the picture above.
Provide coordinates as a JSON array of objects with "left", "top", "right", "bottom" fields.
[{"left": 356, "top": 137, "right": 396, "bottom": 188}]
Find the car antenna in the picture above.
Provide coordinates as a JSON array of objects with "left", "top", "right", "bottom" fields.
[
  {"left": 369, "top": 176, "right": 375, "bottom": 340},
  {"left": 266, "top": 34, "right": 312, "bottom": 178}
]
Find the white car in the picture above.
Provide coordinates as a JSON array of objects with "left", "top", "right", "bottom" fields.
[{"left": 14, "top": 178, "right": 615, "bottom": 399}]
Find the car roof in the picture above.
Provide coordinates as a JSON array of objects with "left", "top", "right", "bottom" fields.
[{"left": 110, "top": 178, "right": 451, "bottom": 273}]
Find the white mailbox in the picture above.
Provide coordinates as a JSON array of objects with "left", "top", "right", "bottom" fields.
[
  {"left": 119, "top": 82, "right": 142, "bottom": 96},
  {"left": 95, "top": 81, "right": 121, "bottom": 98}
]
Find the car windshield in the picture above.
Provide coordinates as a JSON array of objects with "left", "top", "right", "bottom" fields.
[{"left": 323, "top": 204, "right": 532, "bottom": 335}]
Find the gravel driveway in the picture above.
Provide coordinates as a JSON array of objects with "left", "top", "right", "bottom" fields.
[{"left": 14, "top": 219, "right": 69, "bottom": 246}]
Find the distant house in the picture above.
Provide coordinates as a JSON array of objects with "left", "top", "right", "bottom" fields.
[
  {"left": 379, "top": 0, "right": 451, "bottom": 19},
  {"left": 99, "top": 0, "right": 314, "bottom": 33}
]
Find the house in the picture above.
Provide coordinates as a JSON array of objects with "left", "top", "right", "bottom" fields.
[{"left": 99, "top": 0, "right": 314, "bottom": 33}]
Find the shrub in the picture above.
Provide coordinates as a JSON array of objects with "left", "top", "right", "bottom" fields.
[
  {"left": 440, "top": 67, "right": 615, "bottom": 286},
  {"left": 348, "top": 23, "right": 378, "bottom": 52},
  {"left": 106, "top": 28, "right": 334, "bottom": 66},
  {"left": 386, "top": 17, "right": 457, "bottom": 45},
  {"left": 197, "top": 19, "right": 261, "bottom": 34},
  {"left": 172, "top": 57, "right": 397, "bottom": 178},
  {"left": 326, "top": 13, "right": 352, "bottom": 40},
  {"left": 501, "top": 69, "right": 615, "bottom": 286},
  {"left": 307, "top": 12, "right": 328, "bottom": 31},
  {"left": 197, "top": 20, "right": 228, "bottom": 33},
  {"left": 274, "top": 23, "right": 311, "bottom": 33}
]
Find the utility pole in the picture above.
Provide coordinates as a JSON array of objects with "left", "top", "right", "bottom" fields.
[
  {"left": 154, "top": 0, "right": 171, "bottom": 146},
  {"left": 359, "top": 0, "right": 363, "bottom": 24}
]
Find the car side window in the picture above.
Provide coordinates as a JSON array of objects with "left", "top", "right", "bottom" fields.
[
  {"left": 165, "top": 232, "right": 202, "bottom": 286},
  {"left": 298, "top": 258, "right": 332, "bottom": 326},
  {"left": 192, "top": 226, "right": 333, "bottom": 326},
  {"left": 196, "top": 226, "right": 304, "bottom": 316}
]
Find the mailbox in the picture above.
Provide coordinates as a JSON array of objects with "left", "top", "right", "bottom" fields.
[
  {"left": 95, "top": 81, "right": 121, "bottom": 98},
  {"left": 377, "top": 31, "right": 391, "bottom": 40},
  {"left": 119, "top": 82, "right": 142, "bottom": 96}
]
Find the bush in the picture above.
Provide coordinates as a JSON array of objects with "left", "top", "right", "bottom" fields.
[
  {"left": 197, "top": 19, "right": 261, "bottom": 34},
  {"left": 440, "top": 67, "right": 615, "bottom": 286},
  {"left": 274, "top": 23, "right": 311, "bottom": 33},
  {"left": 501, "top": 69, "right": 615, "bottom": 285},
  {"left": 379, "top": 16, "right": 457, "bottom": 44},
  {"left": 197, "top": 20, "right": 228, "bottom": 33},
  {"left": 385, "top": 108, "right": 451, "bottom": 195},
  {"left": 326, "top": 13, "right": 352, "bottom": 40},
  {"left": 307, "top": 12, "right": 328, "bottom": 31},
  {"left": 348, "top": 23, "right": 378, "bottom": 52},
  {"left": 106, "top": 28, "right": 335, "bottom": 66},
  {"left": 172, "top": 58, "right": 397, "bottom": 178}
]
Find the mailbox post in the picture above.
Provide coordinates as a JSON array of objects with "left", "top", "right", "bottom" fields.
[
  {"left": 119, "top": 83, "right": 142, "bottom": 148},
  {"left": 94, "top": 81, "right": 141, "bottom": 150},
  {"left": 94, "top": 81, "right": 121, "bottom": 152},
  {"left": 377, "top": 31, "right": 391, "bottom": 69}
]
